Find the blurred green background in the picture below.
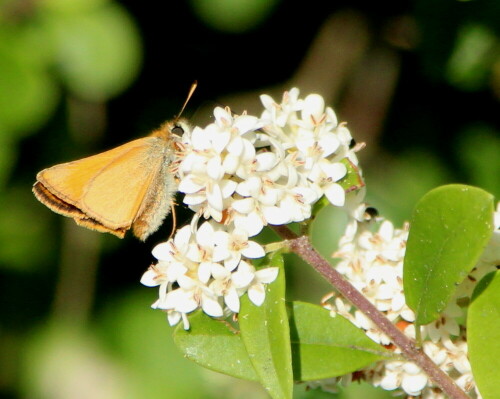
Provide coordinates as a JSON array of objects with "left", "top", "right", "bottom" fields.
[{"left": 0, "top": 0, "right": 498, "bottom": 398}]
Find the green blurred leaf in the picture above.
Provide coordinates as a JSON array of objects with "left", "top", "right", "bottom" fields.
[
  {"left": 0, "top": 133, "right": 17, "bottom": 187},
  {"left": 21, "top": 322, "right": 136, "bottom": 399},
  {"left": 44, "top": 2, "right": 142, "bottom": 101},
  {"left": 290, "top": 302, "right": 391, "bottom": 381},
  {"left": 468, "top": 270, "right": 500, "bottom": 399},
  {"left": 0, "top": 28, "right": 58, "bottom": 135},
  {"left": 41, "top": 0, "right": 109, "bottom": 14},
  {"left": 365, "top": 151, "right": 449, "bottom": 226},
  {"left": 190, "top": 0, "right": 280, "bottom": 33},
  {"left": 100, "top": 292, "right": 209, "bottom": 399},
  {"left": 403, "top": 184, "right": 494, "bottom": 324},
  {"left": 240, "top": 252, "right": 293, "bottom": 399},
  {"left": 446, "top": 23, "right": 498, "bottom": 91},
  {"left": 174, "top": 311, "right": 259, "bottom": 381},
  {"left": 0, "top": 186, "right": 56, "bottom": 271},
  {"left": 457, "top": 125, "right": 500, "bottom": 198}
]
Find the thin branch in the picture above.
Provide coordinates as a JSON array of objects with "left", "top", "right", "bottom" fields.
[{"left": 271, "top": 225, "right": 470, "bottom": 399}]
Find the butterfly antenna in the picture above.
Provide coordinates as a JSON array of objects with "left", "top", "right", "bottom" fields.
[{"left": 175, "top": 81, "right": 198, "bottom": 122}]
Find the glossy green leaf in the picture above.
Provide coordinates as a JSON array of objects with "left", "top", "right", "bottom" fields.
[
  {"left": 404, "top": 184, "right": 494, "bottom": 324},
  {"left": 173, "top": 311, "right": 258, "bottom": 381},
  {"left": 45, "top": 2, "right": 141, "bottom": 101},
  {"left": 290, "top": 302, "right": 391, "bottom": 380},
  {"left": 338, "top": 158, "right": 365, "bottom": 193},
  {"left": 239, "top": 253, "right": 293, "bottom": 399},
  {"left": 468, "top": 271, "right": 500, "bottom": 399}
]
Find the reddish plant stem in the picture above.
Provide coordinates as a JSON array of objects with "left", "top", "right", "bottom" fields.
[{"left": 272, "top": 225, "right": 470, "bottom": 399}]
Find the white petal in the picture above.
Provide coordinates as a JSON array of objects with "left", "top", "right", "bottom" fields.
[
  {"left": 207, "top": 184, "right": 223, "bottom": 211},
  {"left": 321, "top": 162, "right": 347, "bottom": 181},
  {"left": 379, "top": 220, "right": 394, "bottom": 241},
  {"left": 255, "top": 267, "right": 279, "bottom": 283},
  {"left": 169, "top": 262, "right": 188, "bottom": 281},
  {"left": 164, "top": 289, "right": 196, "bottom": 312},
  {"left": 227, "top": 136, "right": 244, "bottom": 156},
  {"left": 324, "top": 183, "right": 345, "bottom": 206},
  {"left": 248, "top": 283, "right": 266, "bottom": 306},
  {"left": 260, "top": 94, "right": 275, "bottom": 109},
  {"left": 140, "top": 269, "right": 160, "bottom": 287},
  {"left": 183, "top": 193, "right": 207, "bottom": 206},
  {"left": 211, "top": 263, "right": 230, "bottom": 280},
  {"left": 380, "top": 372, "right": 399, "bottom": 390},
  {"left": 177, "top": 275, "right": 197, "bottom": 290},
  {"left": 220, "top": 179, "right": 237, "bottom": 198},
  {"left": 326, "top": 107, "right": 338, "bottom": 127},
  {"left": 241, "top": 139, "right": 256, "bottom": 161},
  {"left": 231, "top": 262, "right": 255, "bottom": 288},
  {"left": 151, "top": 242, "right": 173, "bottom": 261},
  {"left": 211, "top": 130, "right": 231, "bottom": 153},
  {"left": 258, "top": 187, "right": 279, "bottom": 206},
  {"left": 198, "top": 262, "right": 212, "bottom": 284},
  {"left": 167, "top": 310, "right": 182, "bottom": 326},
  {"left": 185, "top": 242, "right": 202, "bottom": 263},
  {"left": 151, "top": 299, "right": 161, "bottom": 309},
  {"left": 236, "top": 176, "right": 261, "bottom": 197},
  {"left": 255, "top": 152, "right": 277, "bottom": 171},
  {"left": 178, "top": 176, "right": 204, "bottom": 194},
  {"left": 201, "top": 294, "right": 224, "bottom": 317},
  {"left": 234, "top": 212, "right": 264, "bottom": 237},
  {"left": 301, "top": 94, "right": 325, "bottom": 122},
  {"left": 222, "top": 154, "right": 239, "bottom": 174},
  {"left": 401, "top": 374, "right": 428, "bottom": 396},
  {"left": 214, "top": 106, "right": 232, "bottom": 123},
  {"left": 196, "top": 221, "right": 215, "bottom": 247},
  {"left": 242, "top": 241, "right": 265, "bottom": 259},
  {"left": 213, "top": 245, "right": 230, "bottom": 263},
  {"left": 233, "top": 115, "right": 260, "bottom": 134},
  {"left": 190, "top": 127, "right": 211, "bottom": 150},
  {"left": 318, "top": 134, "right": 340, "bottom": 157},
  {"left": 224, "top": 253, "right": 241, "bottom": 272},
  {"left": 231, "top": 198, "right": 255, "bottom": 214},
  {"left": 225, "top": 289, "right": 240, "bottom": 313},
  {"left": 207, "top": 156, "right": 224, "bottom": 180},
  {"left": 213, "top": 230, "right": 229, "bottom": 246},
  {"left": 262, "top": 205, "right": 290, "bottom": 225}
]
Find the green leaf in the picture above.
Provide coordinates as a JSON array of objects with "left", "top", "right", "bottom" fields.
[
  {"left": 239, "top": 252, "right": 293, "bottom": 399},
  {"left": 404, "top": 184, "right": 494, "bottom": 324},
  {"left": 468, "top": 271, "right": 500, "bottom": 399},
  {"left": 173, "top": 311, "right": 258, "bottom": 381},
  {"left": 290, "top": 302, "right": 391, "bottom": 380},
  {"left": 338, "top": 158, "right": 365, "bottom": 193}
]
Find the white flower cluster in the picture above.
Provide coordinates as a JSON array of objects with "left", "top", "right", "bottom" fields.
[
  {"left": 320, "top": 205, "right": 500, "bottom": 398},
  {"left": 141, "top": 89, "right": 364, "bottom": 329},
  {"left": 177, "top": 88, "right": 362, "bottom": 236}
]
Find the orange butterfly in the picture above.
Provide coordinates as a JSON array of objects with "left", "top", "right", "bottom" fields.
[{"left": 33, "top": 83, "right": 196, "bottom": 240}]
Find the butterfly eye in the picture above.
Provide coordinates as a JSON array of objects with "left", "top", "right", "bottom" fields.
[{"left": 172, "top": 125, "right": 184, "bottom": 135}]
